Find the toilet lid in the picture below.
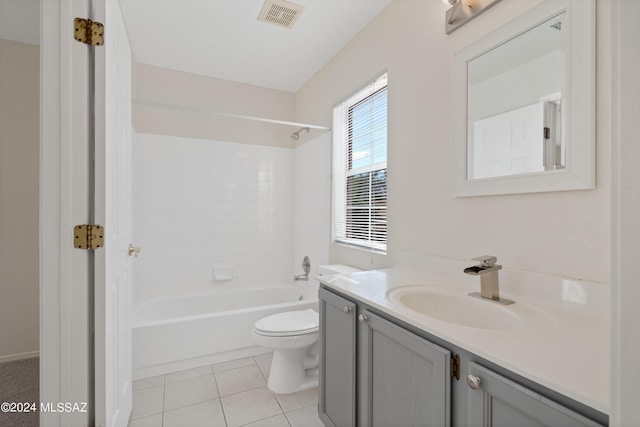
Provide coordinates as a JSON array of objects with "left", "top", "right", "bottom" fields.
[{"left": 254, "top": 308, "right": 319, "bottom": 336}]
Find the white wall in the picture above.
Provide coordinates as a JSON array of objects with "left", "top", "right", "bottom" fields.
[
  {"left": 132, "top": 63, "right": 297, "bottom": 148},
  {"left": 293, "top": 133, "right": 332, "bottom": 279},
  {"left": 133, "top": 133, "right": 294, "bottom": 303},
  {"left": 295, "top": 0, "right": 610, "bottom": 284},
  {"left": 0, "top": 39, "right": 39, "bottom": 360}
]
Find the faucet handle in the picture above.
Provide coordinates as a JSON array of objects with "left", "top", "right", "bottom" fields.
[{"left": 472, "top": 255, "right": 497, "bottom": 267}]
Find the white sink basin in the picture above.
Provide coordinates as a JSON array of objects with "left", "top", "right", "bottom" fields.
[{"left": 387, "top": 285, "right": 522, "bottom": 330}]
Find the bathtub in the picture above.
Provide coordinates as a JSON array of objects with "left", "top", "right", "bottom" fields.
[{"left": 132, "top": 284, "right": 318, "bottom": 379}]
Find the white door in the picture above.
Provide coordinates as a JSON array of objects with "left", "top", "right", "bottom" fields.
[
  {"left": 93, "top": 0, "right": 134, "bottom": 426},
  {"left": 40, "top": 1, "right": 133, "bottom": 426},
  {"left": 41, "top": 0, "right": 93, "bottom": 426}
]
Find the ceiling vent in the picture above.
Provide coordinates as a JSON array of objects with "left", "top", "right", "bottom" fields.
[{"left": 257, "top": 0, "right": 305, "bottom": 29}]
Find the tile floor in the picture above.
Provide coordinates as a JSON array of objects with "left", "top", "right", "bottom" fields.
[{"left": 128, "top": 352, "right": 323, "bottom": 427}]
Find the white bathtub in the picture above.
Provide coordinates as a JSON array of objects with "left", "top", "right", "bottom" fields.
[{"left": 132, "top": 284, "right": 318, "bottom": 379}]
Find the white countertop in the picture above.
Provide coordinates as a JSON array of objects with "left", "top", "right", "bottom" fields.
[{"left": 319, "top": 267, "right": 610, "bottom": 415}]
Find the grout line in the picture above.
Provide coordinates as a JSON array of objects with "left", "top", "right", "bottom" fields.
[
  {"left": 282, "top": 410, "right": 294, "bottom": 427},
  {"left": 163, "top": 374, "right": 219, "bottom": 412},
  {"left": 132, "top": 374, "right": 166, "bottom": 392},
  {"left": 212, "top": 365, "right": 229, "bottom": 427},
  {"left": 212, "top": 358, "right": 258, "bottom": 375},
  {"left": 161, "top": 378, "right": 166, "bottom": 427},
  {"left": 129, "top": 385, "right": 165, "bottom": 422},
  {"left": 272, "top": 389, "right": 287, "bottom": 418},
  {"left": 218, "top": 383, "right": 269, "bottom": 399},
  {"left": 162, "top": 397, "right": 220, "bottom": 414},
  {"left": 256, "top": 362, "right": 271, "bottom": 383},
  {"left": 165, "top": 366, "right": 213, "bottom": 384},
  {"left": 238, "top": 413, "right": 292, "bottom": 427}
]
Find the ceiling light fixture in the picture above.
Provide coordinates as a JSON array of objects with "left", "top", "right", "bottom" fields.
[{"left": 445, "top": 0, "right": 503, "bottom": 34}]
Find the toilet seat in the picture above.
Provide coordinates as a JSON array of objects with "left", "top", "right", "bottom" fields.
[{"left": 253, "top": 308, "right": 319, "bottom": 337}]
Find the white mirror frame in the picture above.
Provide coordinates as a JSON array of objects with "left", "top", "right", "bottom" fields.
[{"left": 453, "top": 0, "right": 595, "bottom": 197}]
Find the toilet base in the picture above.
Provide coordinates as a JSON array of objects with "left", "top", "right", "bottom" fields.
[{"left": 266, "top": 347, "right": 319, "bottom": 394}]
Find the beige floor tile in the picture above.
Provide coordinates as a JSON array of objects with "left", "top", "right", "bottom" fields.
[
  {"left": 130, "top": 385, "right": 164, "bottom": 420},
  {"left": 241, "top": 413, "right": 291, "bottom": 427},
  {"left": 164, "top": 374, "right": 219, "bottom": 411},
  {"left": 275, "top": 388, "right": 318, "bottom": 413},
  {"left": 163, "top": 399, "right": 227, "bottom": 427},
  {"left": 285, "top": 405, "right": 323, "bottom": 427},
  {"left": 216, "top": 365, "right": 267, "bottom": 396},
  {"left": 253, "top": 351, "right": 274, "bottom": 365},
  {"left": 128, "top": 354, "right": 322, "bottom": 426},
  {"left": 165, "top": 365, "right": 213, "bottom": 384},
  {"left": 132, "top": 375, "right": 165, "bottom": 392},
  {"left": 212, "top": 356, "right": 256, "bottom": 373},
  {"left": 127, "top": 413, "right": 162, "bottom": 427},
  {"left": 221, "top": 387, "right": 282, "bottom": 427}
]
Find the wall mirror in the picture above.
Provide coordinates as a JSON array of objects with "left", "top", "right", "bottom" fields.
[{"left": 452, "top": 0, "right": 595, "bottom": 197}]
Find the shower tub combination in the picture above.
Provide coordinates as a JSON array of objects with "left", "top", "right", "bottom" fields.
[{"left": 132, "top": 283, "right": 318, "bottom": 380}]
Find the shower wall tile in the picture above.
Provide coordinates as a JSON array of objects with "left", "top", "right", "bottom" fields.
[{"left": 133, "top": 133, "right": 294, "bottom": 303}]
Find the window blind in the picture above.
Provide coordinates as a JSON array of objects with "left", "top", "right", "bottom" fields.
[{"left": 333, "top": 73, "right": 388, "bottom": 252}]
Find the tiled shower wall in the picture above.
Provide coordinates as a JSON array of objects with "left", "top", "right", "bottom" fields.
[{"left": 133, "top": 133, "right": 294, "bottom": 303}]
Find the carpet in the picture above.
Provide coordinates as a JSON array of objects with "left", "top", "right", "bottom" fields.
[{"left": 0, "top": 357, "right": 39, "bottom": 427}]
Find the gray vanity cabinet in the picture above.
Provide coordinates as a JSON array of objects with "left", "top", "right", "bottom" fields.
[
  {"left": 358, "top": 308, "right": 451, "bottom": 427},
  {"left": 318, "top": 287, "right": 357, "bottom": 427},
  {"left": 319, "top": 286, "right": 606, "bottom": 427},
  {"left": 319, "top": 287, "right": 451, "bottom": 427},
  {"left": 466, "top": 363, "right": 603, "bottom": 427}
]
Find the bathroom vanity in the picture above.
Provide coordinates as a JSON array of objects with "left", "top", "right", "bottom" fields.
[{"left": 317, "top": 267, "right": 609, "bottom": 427}]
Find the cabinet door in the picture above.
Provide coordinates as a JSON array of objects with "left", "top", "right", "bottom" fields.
[
  {"left": 319, "top": 288, "right": 357, "bottom": 427},
  {"left": 359, "top": 309, "right": 451, "bottom": 427},
  {"left": 467, "top": 362, "right": 604, "bottom": 427}
]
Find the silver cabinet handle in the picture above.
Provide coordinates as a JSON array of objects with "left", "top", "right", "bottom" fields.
[
  {"left": 358, "top": 314, "right": 368, "bottom": 323},
  {"left": 467, "top": 375, "right": 481, "bottom": 390},
  {"left": 344, "top": 306, "right": 352, "bottom": 313}
]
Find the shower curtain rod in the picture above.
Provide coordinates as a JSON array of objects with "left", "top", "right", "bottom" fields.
[{"left": 132, "top": 99, "right": 331, "bottom": 131}]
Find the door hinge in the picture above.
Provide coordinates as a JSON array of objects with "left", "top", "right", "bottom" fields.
[
  {"left": 74, "top": 17, "right": 104, "bottom": 46},
  {"left": 450, "top": 354, "right": 461, "bottom": 380},
  {"left": 74, "top": 224, "right": 105, "bottom": 249},
  {"left": 543, "top": 126, "right": 551, "bottom": 139}
]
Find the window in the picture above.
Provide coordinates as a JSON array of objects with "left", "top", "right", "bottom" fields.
[{"left": 333, "top": 73, "right": 388, "bottom": 252}]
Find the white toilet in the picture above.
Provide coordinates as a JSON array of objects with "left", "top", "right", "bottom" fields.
[
  {"left": 252, "top": 308, "right": 320, "bottom": 394},
  {"left": 252, "top": 264, "right": 361, "bottom": 394}
]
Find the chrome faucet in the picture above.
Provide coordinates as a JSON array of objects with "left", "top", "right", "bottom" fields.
[
  {"left": 294, "top": 255, "right": 311, "bottom": 281},
  {"left": 464, "top": 256, "right": 514, "bottom": 305}
]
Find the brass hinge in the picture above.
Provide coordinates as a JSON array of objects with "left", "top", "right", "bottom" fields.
[
  {"left": 74, "top": 18, "right": 104, "bottom": 46},
  {"left": 450, "top": 354, "right": 460, "bottom": 380},
  {"left": 74, "top": 225, "right": 105, "bottom": 249}
]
